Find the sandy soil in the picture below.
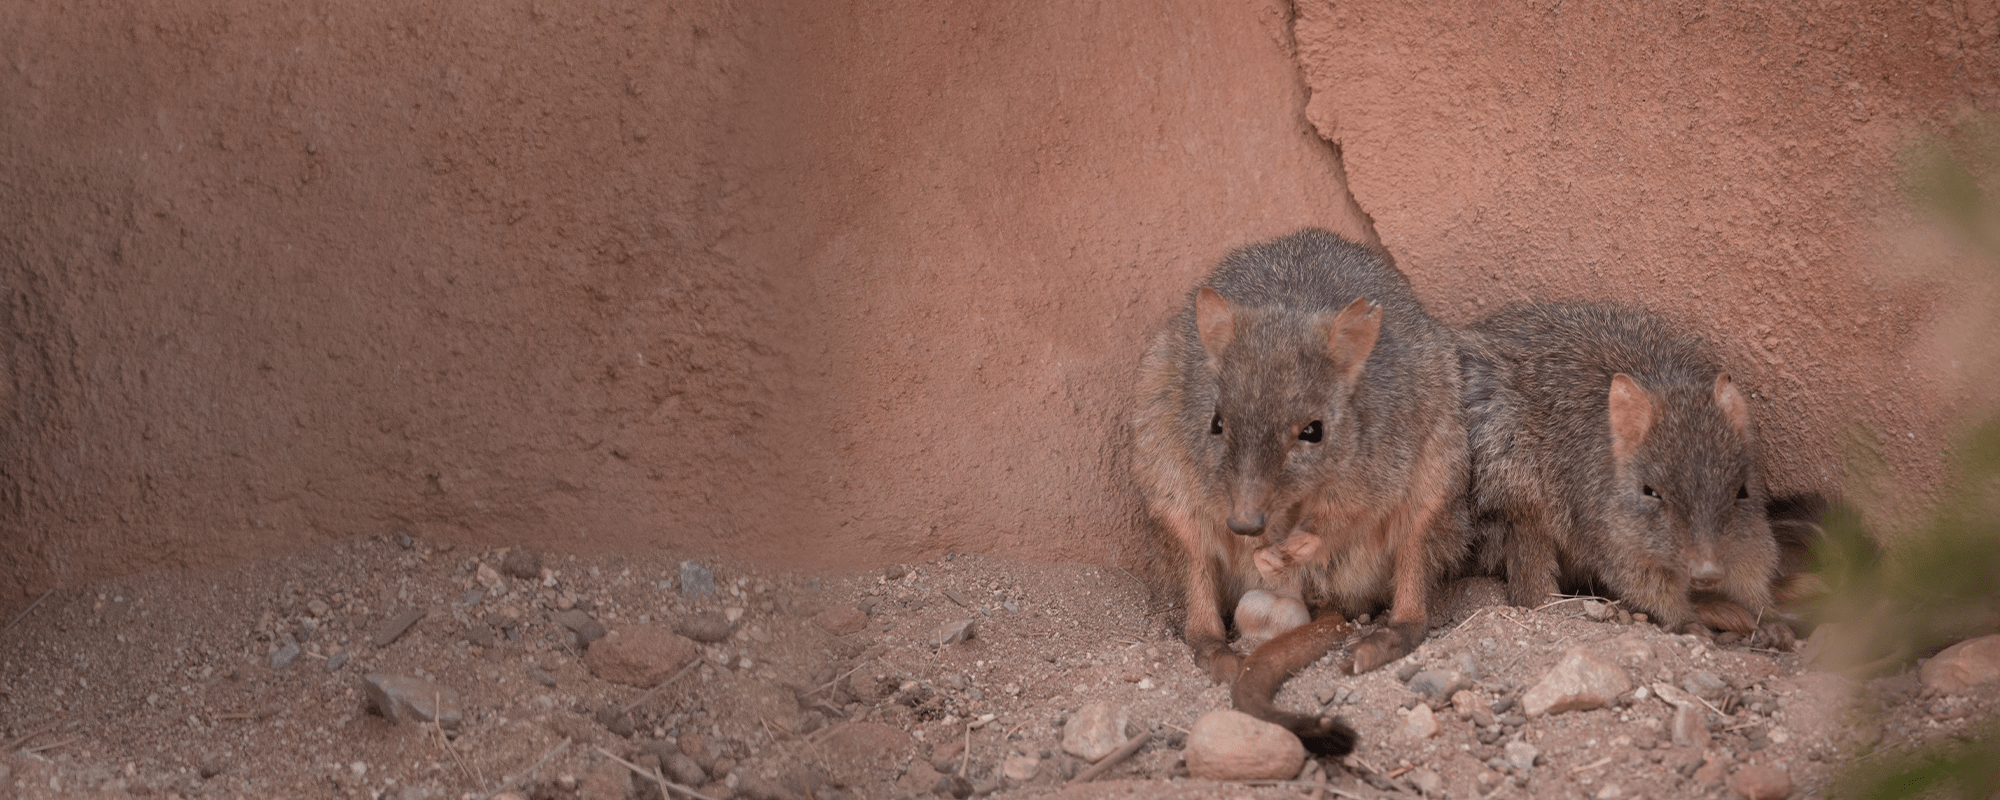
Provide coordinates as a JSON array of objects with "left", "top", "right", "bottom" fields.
[{"left": 1, "top": 535, "right": 1983, "bottom": 800}]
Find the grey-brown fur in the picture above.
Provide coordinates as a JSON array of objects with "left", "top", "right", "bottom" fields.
[
  {"left": 1130, "top": 229, "right": 1471, "bottom": 703},
  {"left": 1462, "top": 302, "right": 1782, "bottom": 639}
]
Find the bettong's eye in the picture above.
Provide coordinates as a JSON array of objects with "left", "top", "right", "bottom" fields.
[
  {"left": 1642, "top": 485, "right": 1660, "bottom": 500},
  {"left": 1298, "top": 420, "right": 1323, "bottom": 443},
  {"left": 1209, "top": 413, "right": 1223, "bottom": 436}
]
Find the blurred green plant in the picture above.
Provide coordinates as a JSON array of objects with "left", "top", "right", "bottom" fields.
[{"left": 1822, "top": 117, "right": 2000, "bottom": 800}]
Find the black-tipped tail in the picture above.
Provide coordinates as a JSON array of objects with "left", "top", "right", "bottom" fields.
[{"left": 1230, "top": 615, "right": 1358, "bottom": 757}]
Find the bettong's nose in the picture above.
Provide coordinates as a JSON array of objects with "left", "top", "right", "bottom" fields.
[
  {"left": 1226, "top": 510, "right": 1266, "bottom": 536},
  {"left": 1690, "top": 561, "right": 1724, "bottom": 591}
]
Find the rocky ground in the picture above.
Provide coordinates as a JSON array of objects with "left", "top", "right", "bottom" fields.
[{"left": 0, "top": 534, "right": 1995, "bottom": 800}]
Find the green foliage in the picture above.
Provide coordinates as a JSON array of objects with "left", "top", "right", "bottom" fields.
[{"left": 1825, "top": 117, "right": 2000, "bottom": 800}]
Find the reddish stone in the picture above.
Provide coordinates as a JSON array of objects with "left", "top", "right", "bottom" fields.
[{"left": 581, "top": 626, "right": 698, "bottom": 687}]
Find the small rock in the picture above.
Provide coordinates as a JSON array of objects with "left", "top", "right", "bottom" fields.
[
  {"left": 1000, "top": 754, "right": 1041, "bottom": 782},
  {"left": 577, "top": 767, "right": 629, "bottom": 800},
  {"left": 936, "top": 774, "right": 973, "bottom": 799},
  {"left": 325, "top": 651, "right": 352, "bottom": 672},
  {"left": 1920, "top": 634, "right": 2000, "bottom": 694},
  {"left": 500, "top": 548, "right": 541, "bottom": 580},
  {"left": 1682, "top": 670, "right": 1729, "bottom": 702},
  {"left": 680, "top": 562, "right": 716, "bottom": 597},
  {"left": 582, "top": 626, "right": 699, "bottom": 687},
  {"left": 363, "top": 673, "right": 463, "bottom": 728},
  {"left": 662, "top": 751, "right": 707, "bottom": 786},
  {"left": 1595, "top": 784, "right": 1623, "bottom": 799},
  {"left": 1504, "top": 741, "right": 1539, "bottom": 771},
  {"left": 270, "top": 642, "right": 302, "bottom": 671},
  {"left": 476, "top": 562, "right": 505, "bottom": 588},
  {"left": 198, "top": 755, "right": 224, "bottom": 779},
  {"left": 1582, "top": 599, "right": 1614, "bottom": 621},
  {"left": 884, "top": 564, "right": 909, "bottom": 581},
  {"left": 1691, "top": 756, "right": 1727, "bottom": 787},
  {"left": 1606, "top": 633, "right": 1658, "bottom": 672},
  {"left": 674, "top": 612, "right": 735, "bottom": 643},
  {"left": 1729, "top": 763, "right": 1793, "bottom": 800},
  {"left": 898, "top": 760, "right": 943, "bottom": 797},
  {"left": 930, "top": 739, "right": 966, "bottom": 772},
  {"left": 820, "top": 722, "right": 915, "bottom": 787},
  {"left": 1672, "top": 705, "right": 1713, "bottom": 750},
  {"left": 1521, "top": 646, "right": 1633, "bottom": 717},
  {"left": 681, "top": 733, "right": 716, "bottom": 771},
  {"left": 1452, "top": 690, "right": 1493, "bottom": 726},
  {"left": 1401, "top": 703, "right": 1439, "bottom": 739},
  {"left": 935, "top": 618, "right": 978, "bottom": 647},
  {"left": 594, "top": 707, "right": 635, "bottom": 738},
  {"left": 552, "top": 610, "right": 609, "bottom": 647},
  {"left": 1061, "top": 702, "right": 1128, "bottom": 762},
  {"left": 811, "top": 606, "right": 869, "bottom": 636},
  {"left": 369, "top": 609, "right": 427, "bottom": 648},
  {"left": 1408, "top": 767, "right": 1443, "bottom": 795},
  {"left": 1407, "top": 669, "right": 1470, "bottom": 706},
  {"left": 1183, "top": 709, "right": 1306, "bottom": 781},
  {"left": 531, "top": 670, "right": 557, "bottom": 687}
]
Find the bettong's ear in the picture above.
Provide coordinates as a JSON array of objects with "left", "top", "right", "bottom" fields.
[
  {"left": 1608, "top": 373, "right": 1655, "bottom": 463},
  {"left": 1713, "top": 374, "right": 1750, "bottom": 436},
  {"left": 1195, "top": 287, "right": 1236, "bottom": 357},
  {"left": 1326, "top": 296, "right": 1382, "bottom": 382}
]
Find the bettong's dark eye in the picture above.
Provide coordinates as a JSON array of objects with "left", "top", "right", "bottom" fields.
[
  {"left": 1210, "top": 413, "right": 1223, "bottom": 436},
  {"left": 1642, "top": 485, "right": 1660, "bottom": 499},
  {"left": 1299, "top": 420, "right": 1323, "bottom": 443}
]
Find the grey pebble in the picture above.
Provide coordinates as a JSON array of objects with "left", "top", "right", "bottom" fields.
[
  {"left": 363, "top": 673, "right": 463, "bottom": 728},
  {"left": 1504, "top": 740, "right": 1540, "bottom": 771},
  {"left": 934, "top": 618, "right": 978, "bottom": 646},
  {"left": 551, "top": 610, "right": 607, "bottom": 646},
  {"left": 680, "top": 562, "right": 717, "bottom": 597},
  {"left": 501, "top": 547, "right": 541, "bottom": 580},
  {"left": 1407, "top": 669, "right": 1470, "bottom": 706},
  {"left": 1682, "top": 670, "right": 1729, "bottom": 702},
  {"left": 674, "top": 612, "right": 735, "bottom": 644},
  {"left": 270, "top": 642, "right": 301, "bottom": 671},
  {"left": 369, "top": 608, "right": 427, "bottom": 648},
  {"left": 325, "top": 651, "right": 352, "bottom": 672}
]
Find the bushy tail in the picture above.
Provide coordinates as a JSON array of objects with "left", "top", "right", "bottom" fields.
[{"left": 1230, "top": 615, "right": 1358, "bottom": 756}]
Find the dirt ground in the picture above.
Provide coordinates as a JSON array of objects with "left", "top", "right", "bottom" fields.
[{"left": 1, "top": 535, "right": 1985, "bottom": 800}]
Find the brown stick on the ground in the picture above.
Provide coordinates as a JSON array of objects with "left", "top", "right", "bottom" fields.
[
  {"left": 619, "top": 657, "right": 704, "bottom": 716},
  {"left": 596, "top": 747, "right": 719, "bottom": 800},
  {"left": 1066, "top": 732, "right": 1152, "bottom": 784},
  {"left": 4, "top": 591, "right": 52, "bottom": 632},
  {"left": 435, "top": 692, "right": 485, "bottom": 789},
  {"left": 474, "top": 737, "right": 569, "bottom": 800},
  {"left": 4, "top": 723, "right": 56, "bottom": 753}
]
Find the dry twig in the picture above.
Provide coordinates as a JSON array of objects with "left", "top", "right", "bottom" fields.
[
  {"left": 4, "top": 591, "right": 52, "bottom": 632},
  {"left": 1067, "top": 732, "right": 1151, "bottom": 784},
  {"left": 619, "top": 658, "right": 705, "bottom": 716},
  {"left": 474, "top": 738, "right": 569, "bottom": 800},
  {"left": 597, "top": 746, "right": 718, "bottom": 800}
]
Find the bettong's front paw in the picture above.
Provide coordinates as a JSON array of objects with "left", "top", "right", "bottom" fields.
[
  {"left": 1349, "top": 622, "right": 1423, "bottom": 675},
  {"left": 1195, "top": 641, "right": 1242, "bottom": 684}
]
